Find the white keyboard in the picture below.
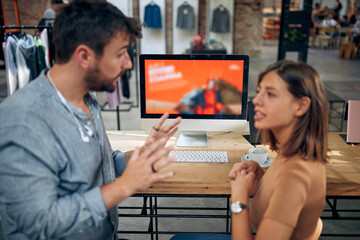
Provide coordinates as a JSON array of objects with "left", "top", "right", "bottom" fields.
[{"left": 169, "top": 151, "right": 229, "bottom": 163}]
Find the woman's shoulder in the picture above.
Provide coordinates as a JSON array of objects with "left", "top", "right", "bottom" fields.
[
  {"left": 277, "top": 155, "right": 326, "bottom": 180},
  {"left": 271, "top": 156, "right": 325, "bottom": 197}
]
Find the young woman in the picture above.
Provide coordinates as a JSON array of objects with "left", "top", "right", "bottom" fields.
[
  {"left": 171, "top": 60, "right": 328, "bottom": 240},
  {"left": 229, "top": 60, "right": 328, "bottom": 240}
]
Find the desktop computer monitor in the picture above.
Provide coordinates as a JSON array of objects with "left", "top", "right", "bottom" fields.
[{"left": 140, "top": 54, "right": 249, "bottom": 147}]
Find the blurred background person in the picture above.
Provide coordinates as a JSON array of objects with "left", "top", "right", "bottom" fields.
[
  {"left": 310, "top": 3, "right": 323, "bottom": 46},
  {"left": 333, "top": 0, "right": 343, "bottom": 21},
  {"left": 321, "top": 12, "right": 337, "bottom": 27},
  {"left": 39, "top": 0, "right": 64, "bottom": 26}
]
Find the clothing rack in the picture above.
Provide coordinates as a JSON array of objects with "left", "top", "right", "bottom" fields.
[
  {"left": 2, "top": 24, "right": 55, "bottom": 99},
  {"left": 2, "top": 25, "right": 138, "bottom": 130},
  {"left": 2, "top": 25, "right": 52, "bottom": 30},
  {"left": 5, "top": 25, "right": 141, "bottom": 131},
  {"left": 2, "top": 25, "right": 55, "bottom": 66}
]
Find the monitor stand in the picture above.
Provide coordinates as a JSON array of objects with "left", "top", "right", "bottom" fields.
[{"left": 176, "top": 131, "right": 210, "bottom": 147}]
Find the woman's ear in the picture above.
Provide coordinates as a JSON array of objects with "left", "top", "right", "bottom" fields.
[
  {"left": 295, "top": 96, "right": 311, "bottom": 117},
  {"left": 74, "top": 44, "right": 95, "bottom": 69}
]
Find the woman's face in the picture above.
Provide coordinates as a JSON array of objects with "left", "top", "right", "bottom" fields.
[{"left": 252, "top": 71, "right": 301, "bottom": 133}]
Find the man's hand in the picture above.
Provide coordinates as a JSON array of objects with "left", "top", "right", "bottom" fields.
[
  {"left": 121, "top": 137, "right": 175, "bottom": 194},
  {"left": 101, "top": 137, "right": 176, "bottom": 210},
  {"left": 144, "top": 112, "right": 181, "bottom": 147},
  {"left": 124, "top": 113, "right": 181, "bottom": 163}
]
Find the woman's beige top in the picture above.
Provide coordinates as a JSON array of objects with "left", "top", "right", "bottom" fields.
[{"left": 250, "top": 156, "right": 326, "bottom": 239}]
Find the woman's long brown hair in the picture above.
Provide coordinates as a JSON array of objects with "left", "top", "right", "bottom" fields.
[{"left": 257, "top": 60, "right": 328, "bottom": 163}]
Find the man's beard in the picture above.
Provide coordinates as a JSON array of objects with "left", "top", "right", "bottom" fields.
[{"left": 84, "top": 65, "right": 121, "bottom": 92}]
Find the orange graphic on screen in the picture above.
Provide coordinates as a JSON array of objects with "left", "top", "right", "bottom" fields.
[{"left": 145, "top": 59, "right": 244, "bottom": 115}]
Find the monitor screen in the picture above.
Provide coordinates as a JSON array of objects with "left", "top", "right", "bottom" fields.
[
  {"left": 140, "top": 54, "right": 249, "bottom": 147},
  {"left": 140, "top": 54, "right": 249, "bottom": 120}
]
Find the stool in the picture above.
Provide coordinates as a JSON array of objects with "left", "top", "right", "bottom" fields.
[
  {"left": 318, "top": 35, "right": 334, "bottom": 49},
  {"left": 338, "top": 43, "right": 357, "bottom": 59}
]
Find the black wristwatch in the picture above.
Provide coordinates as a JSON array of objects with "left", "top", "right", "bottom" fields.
[{"left": 230, "top": 201, "right": 247, "bottom": 214}]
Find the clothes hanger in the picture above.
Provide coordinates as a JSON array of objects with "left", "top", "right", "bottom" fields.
[
  {"left": 13, "top": 30, "right": 23, "bottom": 39},
  {"left": 218, "top": 4, "right": 225, "bottom": 11},
  {"left": 19, "top": 28, "right": 27, "bottom": 39}
]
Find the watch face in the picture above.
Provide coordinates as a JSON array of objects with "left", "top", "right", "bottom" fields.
[
  {"left": 231, "top": 201, "right": 247, "bottom": 213},
  {"left": 231, "top": 202, "right": 242, "bottom": 213}
]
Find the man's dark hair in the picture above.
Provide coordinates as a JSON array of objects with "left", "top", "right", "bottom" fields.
[{"left": 53, "top": 1, "right": 142, "bottom": 63}]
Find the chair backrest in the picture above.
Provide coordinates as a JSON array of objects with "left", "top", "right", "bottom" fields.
[
  {"left": 336, "top": 27, "right": 352, "bottom": 44},
  {"left": 319, "top": 26, "right": 335, "bottom": 35},
  {"left": 338, "top": 27, "right": 352, "bottom": 33}
]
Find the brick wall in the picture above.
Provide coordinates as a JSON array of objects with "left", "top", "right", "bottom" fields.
[
  {"left": 234, "top": 0, "right": 263, "bottom": 57},
  {"left": 2, "top": 0, "right": 49, "bottom": 35},
  {"left": 263, "top": 0, "right": 282, "bottom": 8},
  {"left": 18, "top": 0, "right": 49, "bottom": 26},
  {"left": 132, "top": 0, "right": 139, "bottom": 20},
  {"left": 165, "top": 0, "right": 172, "bottom": 53},
  {"left": 198, "top": 0, "right": 207, "bottom": 37},
  {"left": 3, "top": 0, "right": 49, "bottom": 26}
]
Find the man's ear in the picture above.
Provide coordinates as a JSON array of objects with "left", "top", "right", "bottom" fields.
[
  {"left": 74, "top": 44, "right": 95, "bottom": 69},
  {"left": 295, "top": 96, "right": 311, "bottom": 117}
]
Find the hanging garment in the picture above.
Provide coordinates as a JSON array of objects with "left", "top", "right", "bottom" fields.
[
  {"left": 144, "top": 3, "right": 162, "bottom": 28},
  {"left": 106, "top": 78, "right": 123, "bottom": 109},
  {"left": 40, "top": 29, "right": 51, "bottom": 68},
  {"left": 121, "top": 40, "right": 136, "bottom": 99},
  {"left": 211, "top": 5, "right": 230, "bottom": 33},
  {"left": 47, "top": 27, "right": 55, "bottom": 67},
  {"left": 121, "top": 69, "right": 130, "bottom": 99},
  {"left": 5, "top": 35, "right": 19, "bottom": 95},
  {"left": 16, "top": 34, "right": 38, "bottom": 88},
  {"left": 34, "top": 35, "right": 47, "bottom": 75},
  {"left": 2, "top": 41, "right": 6, "bottom": 60},
  {"left": 176, "top": 3, "right": 195, "bottom": 30}
]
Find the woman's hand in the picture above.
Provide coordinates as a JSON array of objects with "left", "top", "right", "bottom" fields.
[
  {"left": 144, "top": 113, "right": 181, "bottom": 147},
  {"left": 230, "top": 169, "right": 258, "bottom": 202},
  {"left": 229, "top": 160, "right": 264, "bottom": 182}
]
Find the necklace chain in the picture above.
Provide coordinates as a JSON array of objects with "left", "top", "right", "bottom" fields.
[{"left": 46, "top": 70, "right": 92, "bottom": 143}]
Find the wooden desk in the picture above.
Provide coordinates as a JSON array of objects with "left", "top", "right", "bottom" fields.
[
  {"left": 108, "top": 131, "right": 360, "bottom": 197},
  {"left": 109, "top": 131, "right": 360, "bottom": 238}
]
